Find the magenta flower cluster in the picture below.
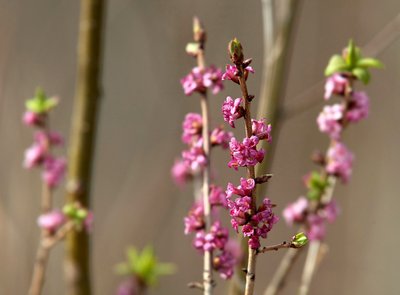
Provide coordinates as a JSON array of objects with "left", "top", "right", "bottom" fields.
[
  {"left": 221, "top": 52, "right": 277, "bottom": 250},
  {"left": 226, "top": 178, "right": 278, "bottom": 249},
  {"left": 183, "top": 187, "right": 240, "bottom": 279},
  {"left": 181, "top": 66, "right": 224, "bottom": 96},
  {"left": 283, "top": 197, "right": 339, "bottom": 241}
]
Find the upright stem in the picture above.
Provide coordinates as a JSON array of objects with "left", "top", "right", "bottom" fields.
[
  {"left": 197, "top": 45, "right": 213, "bottom": 295},
  {"left": 65, "top": 0, "right": 105, "bottom": 294},
  {"left": 238, "top": 70, "right": 257, "bottom": 295}
]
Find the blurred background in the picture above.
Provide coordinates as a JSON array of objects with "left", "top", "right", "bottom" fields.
[{"left": 1, "top": 0, "right": 399, "bottom": 294}]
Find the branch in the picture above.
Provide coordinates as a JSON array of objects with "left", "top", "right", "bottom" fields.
[
  {"left": 64, "top": 0, "right": 105, "bottom": 294},
  {"left": 257, "top": 241, "right": 298, "bottom": 254}
]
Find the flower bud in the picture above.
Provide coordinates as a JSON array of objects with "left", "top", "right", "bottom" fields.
[
  {"left": 228, "top": 38, "right": 244, "bottom": 65},
  {"left": 193, "top": 17, "right": 206, "bottom": 44},
  {"left": 292, "top": 232, "right": 308, "bottom": 248}
]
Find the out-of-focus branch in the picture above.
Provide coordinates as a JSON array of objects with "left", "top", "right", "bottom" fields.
[
  {"left": 282, "top": 12, "right": 400, "bottom": 121},
  {"left": 64, "top": 0, "right": 105, "bottom": 294}
]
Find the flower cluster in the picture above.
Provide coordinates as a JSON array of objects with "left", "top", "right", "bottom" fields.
[
  {"left": 226, "top": 179, "right": 278, "bottom": 249},
  {"left": 221, "top": 39, "right": 278, "bottom": 250},
  {"left": 284, "top": 40, "right": 382, "bottom": 242},
  {"left": 181, "top": 66, "right": 224, "bottom": 96},
  {"left": 183, "top": 190, "right": 240, "bottom": 279},
  {"left": 283, "top": 197, "right": 339, "bottom": 241},
  {"left": 23, "top": 89, "right": 66, "bottom": 188}
]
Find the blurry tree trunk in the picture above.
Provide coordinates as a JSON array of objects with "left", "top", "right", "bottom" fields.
[
  {"left": 64, "top": 0, "right": 105, "bottom": 294},
  {"left": 228, "top": 1, "right": 301, "bottom": 294}
]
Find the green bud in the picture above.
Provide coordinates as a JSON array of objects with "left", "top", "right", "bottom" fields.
[
  {"left": 62, "top": 203, "right": 76, "bottom": 217},
  {"left": 75, "top": 208, "right": 88, "bottom": 220},
  {"left": 292, "top": 232, "right": 308, "bottom": 248},
  {"left": 25, "top": 87, "right": 58, "bottom": 114},
  {"left": 185, "top": 42, "right": 200, "bottom": 56},
  {"left": 228, "top": 38, "right": 244, "bottom": 64},
  {"left": 324, "top": 55, "right": 349, "bottom": 76}
]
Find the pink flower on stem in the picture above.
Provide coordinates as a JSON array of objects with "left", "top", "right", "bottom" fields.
[
  {"left": 226, "top": 177, "right": 255, "bottom": 199},
  {"left": 326, "top": 142, "right": 354, "bottom": 183},
  {"left": 346, "top": 91, "right": 369, "bottom": 123},
  {"left": 23, "top": 111, "right": 44, "bottom": 127},
  {"left": 213, "top": 239, "right": 242, "bottom": 279},
  {"left": 209, "top": 185, "right": 228, "bottom": 208},
  {"left": 171, "top": 159, "right": 192, "bottom": 186},
  {"left": 184, "top": 201, "right": 204, "bottom": 234},
  {"left": 282, "top": 196, "right": 308, "bottom": 225},
  {"left": 193, "top": 221, "right": 229, "bottom": 252},
  {"left": 37, "top": 209, "right": 65, "bottom": 232},
  {"left": 221, "top": 64, "right": 254, "bottom": 84},
  {"left": 307, "top": 214, "right": 326, "bottom": 241},
  {"left": 24, "top": 143, "right": 47, "bottom": 168},
  {"left": 180, "top": 66, "right": 224, "bottom": 96},
  {"left": 322, "top": 200, "right": 340, "bottom": 223},
  {"left": 182, "top": 113, "right": 203, "bottom": 144},
  {"left": 324, "top": 73, "right": 350, "bottom": 100},
  {"left": 251, "top": 119, "right": 272, "bottom": 142},
  {"left": 182, "top": 145, "right": 207, "bottom": 172},
  {"left": 227, "top": 196, "right": 252, "bottom": 232},
  {"left": 228, "top": 136, "right": 265, "bottom": 170},
  {"left": 317, "top": 104, "right": 344, "bottom": 140},
  {"left": 222, "top": 97, "right": 243, "bottom": 128},
  {"left": 210, "top": 127, "right": 233, "bottom": 149},
  {"left": 42, "top": 156, "right": 67, "bottom": 188}
]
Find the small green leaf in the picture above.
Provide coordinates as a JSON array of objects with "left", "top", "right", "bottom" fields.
[
  {"left": 292, "top": 232, "right": 308, "bottom": 248},
  {"left": 357, "top": 58, "right": 384, "bottom": 69},
  {"left": 346, "top": 39, "right": 359, "bottom": 67},
  {"left": 324, "top": 55, "right": 349, "bottom": 76},
  {"left": 352, "top": 67, "right": 371, "bottom": 84},
  {"left": 62, "top": 203, "right": 76, "bottom": 217}
]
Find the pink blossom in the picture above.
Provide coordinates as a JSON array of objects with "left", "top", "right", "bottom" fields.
[
  {"left": 346, "top": 91, "right": 369, "bottom": 123},
  {"left": 182, "top": 113, "right": 202, "bottom": 144},
  {"left": 37, "top": 210, "right": 65, "bottom": 232},
  {"left": 209, "top": 185, "right": 228, "bottom": 208},
  {"left": 24, "top": 143, "right": 46, "bottom": 168},
  {"left": 180, "top": 66, "right": 224, "bottom": 96},
  {"left": 307, "top": 214, "right": 326, "bottom": 241},
  {"left": 213, "top": 239, "right": 241, "bottom": 279},
  {"left": 323, "top": 200, "right": 340, "bottom": 223},
  {"left": 226, "top": 177, "right": 255, "bottom": 199},
  {"left": 23, "top": 111, "right": 44, "bottom": 127},
  {"left": 228, "top": 136, "right": 265, "bottom": 170},
  {"left": 210, "top": 127, "right": 233, "bottom": 149},
  {"left": 222, "top": 97, "right": 243, "bottom": 128},
  {"left": 326, "top": 142, "right": 354, "bottom": 183},
  {"left": 35, "top": 131, "right": 64, "bottom": 146},
  {"left": 251, "top": 119, "right": 272, "bottom": 142},
  {"left": 317, "top": 104, "right": 344, "bottom": 140},
  {"left": 184, "top": 201, "right": 204, "bottom": 234},
  {"left": 42, "top": 157, "right": 67, "bottom": 188},
  {"left": 221, "top": 64, "right": 254, "bottom": 84},
  {"left": 182, "top": 145, "right": 206, "bottom": 172},
  {"left": 324, "top": 74, "right": 349, "bottom": 100},
  {"left": 171, "top": 159, "right": 192, "bottom": 186},
  {"left": 283, "top": 196, "right": 308, "bottom": 225},
  {"left": 116, "top": 278, "right": 140, "bottom": 295},
  {"left": 227, "top": 196, "right": 252, "bottom": 232},
  {"left": 193, "top": 224, "right": 228, "bottom": 252}
]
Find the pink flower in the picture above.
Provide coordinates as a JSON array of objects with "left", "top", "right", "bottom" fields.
[
  {"left": 326, "top": 142, "right": 354, "bottom": 183},
  {"left": 116, "top": 278, "right": 140, "bottom": 295},
  {"left": 203, "top": 65, "right": 224, "bottom": 95},
  {"left": 213, "top": 239, "right": 241, "bottom": 279},
  {"left": 283, "top": 196, "right": 308, "bottom": 225},
  {"left": 24, "top": 143, "right": 46, "bottom": 168},
  {"left": 227, "top": 196, "right": 252, "bottom": 232},
  {"left": 323, "top": 200, "right": 340, "bottom": 223},
  {"left": 42, "top": 157, "right": 67, "bottom": 188},
  {"left": 182, "top": 145, "right": 207, "bottom": 172},
  {"left": 251, "top": 119, "right": 272, "bottom": 142},
  {"left": 317, "top": 104, "right": 344, "bottom": 140},
  {"left": 210, "top": 127, "right": 233, "bottom": 149},
  {"left": 346, "top": 91, "right": 369, "bottom": 123},
  {"left": 222, "top": 97, "right": 243, "bottom": 128},
  {"left": 23, "top": 111, "right": 44, "bottom": 127},
  {"left": 228, "top": 136, "right": 265, "bottom": 170},
  {"left": 37, "top": 210, "right": 65, "bottom": 232},
  {"left": 182, "top": 113, "right": 202, "bottom": 144},
  {"left": 209, "top": 185, "right": 228, "bottom": 208},
  {"left": 307, "top": 214, "right": 326, "bottom": 241},
  {"left": 324, "top": 74, "right": 349, "bottom": 100},
  {"left": 222, "top": 64, "right": 254, "bottom": 84},
  {"left": 184, "top": 201, "right": 204, "bottom": 234},
  {"left": 171, "top": 159, "right": 192, "bottom": 186},
  {"left": 181, "top": 66, "right": 224, "bottom": 96},
  {"left": 226, "top": 177, "right": 255, "bottom": 199}
]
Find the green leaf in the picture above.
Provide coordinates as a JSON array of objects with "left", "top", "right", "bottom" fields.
[
  {"left": 346, "top": 39, "right": 359, "bottom": 67},
  {"left": 324, "top": 55, "right": 349, "bottom": 76},
  {"left": 357, "top": 57, "right": 384, "bottom": 69},
  {"left": 292, "top": 232, "right": 308, "bottom": 248},
  {"left": 25, "top": 87, "right": 58, "bottom": 114},
  {"left": 352, "top": 67, "right": 371, "bottom": 84}
]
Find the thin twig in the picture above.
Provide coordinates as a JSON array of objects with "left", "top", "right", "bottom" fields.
[
  {"left": 257, "top": 241, "right": 297, "bottom": 253},
  {"left": 64, "top": 0, "right": 105, "bottom": 294},
  {"left": 194, "top": 17, "right": 214, "bottom": 295}
]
